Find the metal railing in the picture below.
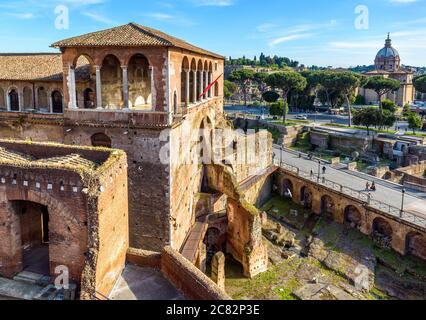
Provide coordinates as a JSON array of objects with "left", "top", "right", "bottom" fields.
[{"left": 274, "top": 158, "right": 426, "bottom": 229}]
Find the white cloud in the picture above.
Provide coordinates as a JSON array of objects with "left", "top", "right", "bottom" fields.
[
  {"left": 193, "top": 0, "right": 235, "bottom": 6},
  {"left": 6, "top": 12, "right": 35, "bottom": 19},
  {"left": 389, "top": 0, "right": 419, "bottom": 3},
  {"left": 82, "top": 11, "right": 116, "bottom": 25},
  {"left": 269, "top": 33, "right": 313, "bottom": 47}
]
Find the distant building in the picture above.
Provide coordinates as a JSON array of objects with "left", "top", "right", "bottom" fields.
[{"left": 358, "top": 34, "right": 415, "bottom": 106}]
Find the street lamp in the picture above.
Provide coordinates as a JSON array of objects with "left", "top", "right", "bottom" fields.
[
  {"left": 280, "top": 146, "right": 283, "bottom": 167},
  {"left": 400, "top": 188, "right": 406, "bottom": 217}
]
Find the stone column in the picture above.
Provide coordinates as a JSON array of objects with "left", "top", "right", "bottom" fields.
[
  {"left": 211, "top": 251, "right": 225, "bottom": 291},
  {"left": 122, "top": 66, "right": 129, "bottom": 110},
  {"left": 193, "top": 70, "right": 197, "bottom": 103},
  {"left": 68, "top": 65, "right": 77, "bottom": 109},
  {"left": 185, "top": 70, "right": 190, "bottom": 106},
  {"left": 95, "top": 66, "right": 102, "bottom": 109}
]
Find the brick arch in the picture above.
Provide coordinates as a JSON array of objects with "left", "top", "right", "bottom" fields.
[
  {"left": 406, "top": 231, "right": 426, "bottom": 260},
  {"left": 0, "top": 188, "right": 87, "bottom": 281},
  {"left": 372, "top": 217, "right": 393, "bottom": 248},
  {"left": 72, "top": 53, "right": 95, "bottom": 68},
  {"left": 344, "top": 205, "right": 363, "bottom": 229}
]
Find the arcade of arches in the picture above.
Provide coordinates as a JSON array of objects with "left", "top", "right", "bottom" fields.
[{"left": 275, "top": 171, "right": 426, "bottom": 262}]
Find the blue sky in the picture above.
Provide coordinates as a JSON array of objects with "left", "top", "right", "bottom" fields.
[{"left": 0, "top": 0, "right": 425, "bottom": 67}]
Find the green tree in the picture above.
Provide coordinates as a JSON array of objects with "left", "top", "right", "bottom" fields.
[
  {"left": 408, "top": 113, "right": 423, "bottom": 134},
  {"left": 364, "top": 76, "right": 400, "bottom": 112},
  {"left": 381, "top": 99, "right": 397, "bottom": 114},
  {"left": 262, "top": 91, "right": 280, "bottom": 103},
  {"left": 353, "top": 107, "right": 380, "bottom": 135},
  {"left": 354, "top": 94, "right": 366, "bottom": 105},
  {"left": 414, "top": 75, "right": 426, "bottom": 94},
  {"left": 382, "top": 110, "right": 397, "bottom": 131},
  {"left": 224, "top": 80, "right": 238, "bottom": 100},
  {"left": 253, "top": 72, "right": 269, "bottom": 104},
  {"left": 228, "top": 69, "right": 255, "bottom": 106},
  {"left": 270, "top": 101, "right": 288, "bottom": 117},
  {"left": 266, "top": 71, "right": 307, "bottom": 124},
  {"left": 333, "top": 72, "right": 365, "bottom": 127},
  {"left": 403, "top": 104, "right": 411, "bottom": 117}
]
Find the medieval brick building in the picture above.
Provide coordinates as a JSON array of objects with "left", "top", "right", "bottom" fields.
[{"left": 0, "top": 23, "right": 272, "bottom": 299}]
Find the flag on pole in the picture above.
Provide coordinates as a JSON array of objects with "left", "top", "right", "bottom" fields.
[{"left": 199, "top": 73, "right": 223, "bottom": 99}]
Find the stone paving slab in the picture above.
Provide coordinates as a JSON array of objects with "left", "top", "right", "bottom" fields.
[{"left": 109, "top": 265, "right": 185, "bottom": 301}]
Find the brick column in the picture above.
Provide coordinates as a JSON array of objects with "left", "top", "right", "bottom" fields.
[
  {"left": 211, "top": 252, "right": 225, "bottom": 290},
  {"left": 68, "top": 65, "right": 77, "bottom": 109}
]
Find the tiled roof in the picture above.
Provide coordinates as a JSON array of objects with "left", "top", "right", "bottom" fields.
[
  {"left": 0, "top": 53, "right": 91, "bottom": 81},
  {"left": 52, "top": 22, "right": 223, "bottom": 59}
]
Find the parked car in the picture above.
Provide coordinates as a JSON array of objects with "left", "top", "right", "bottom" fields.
[{"left": 295, "top": 115, "right": 308, "bottom": 120}]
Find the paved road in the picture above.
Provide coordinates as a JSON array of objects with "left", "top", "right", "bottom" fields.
[
  {"left": 274, "top": 148, "right": 426, "bottom": 217},
  {"left": 225, "top": 106, "right": 425, "bottom": 134}
]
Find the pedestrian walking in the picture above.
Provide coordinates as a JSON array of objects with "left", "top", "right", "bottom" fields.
[
  {"left": 366, "top": 182, "right": 370, "bottom": 191},
  {"left": 371, "top": 181, "right": 376, "bottom": 191},
  {"left": 322, "top": 166, "right": 327, "bottom": 175}
]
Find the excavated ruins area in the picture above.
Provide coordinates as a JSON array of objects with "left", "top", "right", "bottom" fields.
[{"left": 225, "top": 196, "right": 426, "bottom": 300}]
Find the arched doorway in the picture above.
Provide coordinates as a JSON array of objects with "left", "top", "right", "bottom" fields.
[
  {"left": 181, "top": 57, "right": 190, "bottom": 107},
  {"left": 9, "top": 89, "right": 19, "bottom": 111},
  {"left": 321, "top": 195, "right": 335, "bottom": 219},
  {"left": 300, "top": 186, "right": 312, "bottom": 209},
  {"left": 84, "top": 88, "right": 95, "bottom": 109},
  {"left": 91, "top": 133, "right": 112, "bottom": 148},
  {"left": 282, "top": 179, "right": 294, "bottom": 199},
  {"left": 372, "top": 217, "right": 393, "bottom": 248},
  {"left": 10, "top": 201, "right": 50, "bottom": 275},
  {"left": 51, "top": 90, "right": 63, "bottom": 113},
  {"left": 101, "top": 55, "right": 123, "bottom": 109},
  {"left": 128, "top": 54, "right": 151, "bottom": 110},
  {"left": 406, "top": 232, "right": 426, "bottom": 260},
  {"left": 344, "top": 205, "right": 362, "bottom": 229}
]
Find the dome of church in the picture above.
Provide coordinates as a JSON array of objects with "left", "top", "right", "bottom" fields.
[{"left": 376, "top": 34, "right": 399, "bottom": 59}]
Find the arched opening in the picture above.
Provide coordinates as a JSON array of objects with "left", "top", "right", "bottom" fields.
[
  {"left": 37, "top": 87, "right": 48, "bottom": 112},
  {"left": 84, "top": 88, "right": 95, "bottom": 109},
  {"left": 181, "top": 57, "right": 190, "bottom": 106},
  {"left": 406, "top": 232, "right": 426, "bottom": 260},
  {"left": 190, "top": 59, "right": 197, "bottom": 103},
  {"left": 203, "top": 61, "right": 208, "bottom": 99},
  {"left": 344, "top": 205, "right": 362, "bottom": 229},
  {"left": 0, "top": 87, "right": 5, "bottom": 110},
  {"left": 128, "top": 54, "right": 151, "bottom": 110},
  {"left": 214, "top": 82, "right": 219, "bottom": 97},
  {"left": 23, "top": 86, "right": 33, "bottom": 111},
  {"left": 10, "top": 201, "right": 50, "bottom": 275},
  {"left": 51, "top": 90, "right": 63, "bottom": 113},
  {"left": 208, "top": 62, "right": 213, "bottom": 98},
  {"left": 321, "top": 195, "right": 335, "bottom": 219},
  {"left": 91, "top": 133, "right": 112, "bottom": 148},
  {"left": 282, "top": 179, "right": 294, "bottom": 199},
  {"left": 101, "top": 55, "right": 122, "bottom": 109},
  {"left": 204, "top": 227, "right": 222, "bottom": 263},
  {"left": 8, "top": 89, "right": 19, "bottom": 111},
  {"left": 74, "top": 55, "right": 95, "bottom": 109},
  {"left": 300, "top": 186, "right": 312, "bottom": 209},
  {"left": 197, "top": 60, "right": 203, "bottom": 102},
  {"left": 372, "top": 217, "right": 393, "bottom": 248}
]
